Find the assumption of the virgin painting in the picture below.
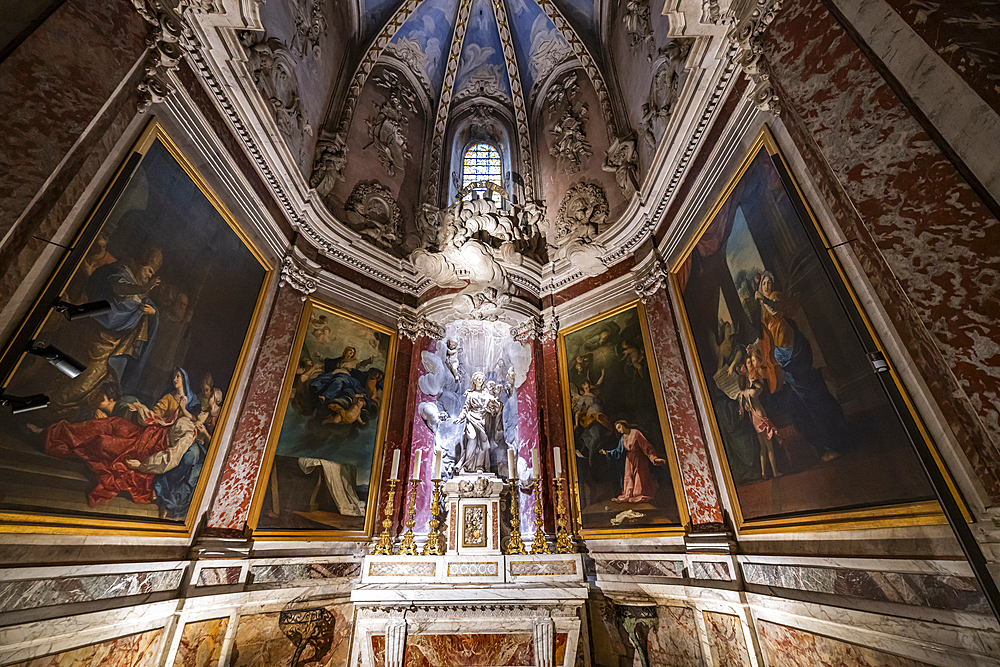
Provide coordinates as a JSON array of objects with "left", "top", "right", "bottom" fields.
[
  {"left": 0, "top": 122, "right": 270, "bottom": 531},
  {"left": 559, "top": 302, "right": 684, "bottom": 535},
  {"left": 674, "top": 127, "right": 936, "bottom": 529},
  {"left": 251, "top": 300, "right": 395, "bottom": 536}
]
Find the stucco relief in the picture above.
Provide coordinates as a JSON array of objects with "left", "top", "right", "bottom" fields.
[
  {"left": 309, "top": 131, "right": 349, "bottom": 200},
  {"left": 546, "top": 73, "right": 593, "bottom": 175},
  {"left": 602, "top": 135, "right": 640, "bottom": 200},
  {"left": 240, "top": 32, "right": 314, "bottom": 163},
  {"left": 640, "top": 40, "right": 691, "bottom": 148},
  {"left": 365, "top": 70, "right": 417, "bottom": 177},
  {"left": 554, "top": 182, "right": 609, "bottom": 275},
  {"left": 623, "top": 0, "right": 654, "bottom": 53},
  {"left": 345, "top": 180, "right": 404, "bottom": 251},
  {"left": 290, "top": 0, "right": 328, "bottom": 65}
]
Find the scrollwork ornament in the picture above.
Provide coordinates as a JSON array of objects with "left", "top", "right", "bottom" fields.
[
  {"left": 633, "top": 256, "right": 669, "bottom": 304},
  {"left": 728, "top": 0, "right": 784, "bottom": 115},
  {"left": 132, "top": 1, "right": 192, "bottom": 113},
  {"left": 397, "top": 314, "right": 445, "bottom": 341},
  {"left": 279, "top": 256, "right": 318, "bottom": 300}
]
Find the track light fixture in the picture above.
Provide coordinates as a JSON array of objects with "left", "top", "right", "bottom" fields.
[
  {"left": 52, "top": 299, "right": 112, "bottom": 321},
  {"left": 28, "top": 342, "right": 86, "bottom": 378},
  {"left": 0, "top": 392, "right": 49, "bottom": 414}
]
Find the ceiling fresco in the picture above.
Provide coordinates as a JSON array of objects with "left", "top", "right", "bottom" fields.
[
  {"left": 385, "top": 0, "right": 463, "bottom": 102},
  {"left": 452, "top": 0, "right": 514, "bottom": 105}
]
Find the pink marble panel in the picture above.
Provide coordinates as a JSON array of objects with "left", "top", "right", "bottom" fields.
[
  {"left": 767, "top": 0, "right": 1000, "bottom": 501},
  {"left": 703, "top": 612, "right": 751, "bottom": 667},
  {"left": 518, "top": 345, "right": 540, "bottom": 525},
  {"left": 757, "top": 621, "right": 934, "bottom": 666},
  {"left": 403, "top": 633, "right": 535, "bottom": 667},
  {"left": 645, "top": 290, "right": 724, "bottom": 526},
  {"left": 6, "top": 630, "right": 164, "bottom": 667},
  {"left": 648, "top": 606, "right": 701, "bottom": 667},
  {"left": 409, "top": 337, "right": 437, "bottom": 533},
  {"left": 207, "top": 283, "right": 304, "bottom": 530},
  {"left": 173, "top": 617, "right": 228, "bottom": 667}
]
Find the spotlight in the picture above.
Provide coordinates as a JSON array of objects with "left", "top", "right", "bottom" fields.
[
  {"left": 0, "top": 393, "right": 49, "bottom": 414},
  {"left": 28, "top": 342, "right": 87, "bottom": 378},
  {"left": 53, "top": 299, "right": 112, "bottom": 321},
  {"left": 868, "top": 351, "right": 890, "bottom": 374}
]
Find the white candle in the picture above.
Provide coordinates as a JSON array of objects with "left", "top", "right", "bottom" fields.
[
  {"left": 554, "top": 447, "right": 562, "bottom": 478},
  {"left": 531, "top": 449, "right": 540, "bottom": 479},
  {"left": 390, "top": 449, "right": 400, "bottom": 480},
  {"left": 411, "top": 450, "right": 422, "bottom": 480},
  {"left": 433, "top": 449, "right": 442, "bottom": 479},
  {"left": 507, "top": 449, "right": 516, "bottom": 480}
]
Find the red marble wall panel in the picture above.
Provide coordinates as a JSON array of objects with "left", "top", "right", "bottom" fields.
[
  {"left": 379, "top": 333, "right": 416, "bottom": 534},
  {"left": 403, "top": 633, "right": 534, "bottom": 667},
  {"left": 539, "top": 337, "right": 568, "bottom": 531},
  {"left": 645, "top": 290, "right": 724, "bottom": 527},
  {"left": 766, "top": 0, "right": 1000, "bottom": 502},
  {"left": 703, "top": 612, "right": 751, "bottom": 667},
  {"left": 883, "top": 0, "right": 1000, "bottom": 114},
  {"left": 518, "top": 347, "right": 541, "bottom": 527},
  {"left": 757, "top": 621, "right": 933, "bottom": 666},
  {"left": 207, "top": 283, "right": 304, "bottom": 530}
]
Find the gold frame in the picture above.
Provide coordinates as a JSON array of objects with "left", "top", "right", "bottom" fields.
[
  {"left": 246, "top": 297, "right": 397, "bottom": 541},
  {"left": 669, "top": 124, "right": 960, "bottom": 534},
  {"left": 557, "top": 299, "right": 690, "bottom": 538},
  {"left": 0, "top": 118, "right": 273, "bottom": 537}
]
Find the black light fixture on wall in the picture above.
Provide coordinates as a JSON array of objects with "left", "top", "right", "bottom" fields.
[{"left": 27, "top": 342, "right": 86, "bottom": 379}]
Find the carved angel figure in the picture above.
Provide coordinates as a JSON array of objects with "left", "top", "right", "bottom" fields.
[
  {"left": 602, "top": 136, "right": 640, "bottom": 200},
  {"left": 550, "top": 104, "right": 593, "bottom": 174}
]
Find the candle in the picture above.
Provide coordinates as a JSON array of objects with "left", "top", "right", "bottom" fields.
[
  {"left": 531, "top": 449, "right": 539, "bottom": 479},
  {"left": 411, "top": 450, "right": 422, "bottom": 480},
  {"left": 507, "top": 449, "right": 516, "bottom": 480},
  {"left": 390, "top": 449, "right": 400, "bottom": 480},
  {"left": 554, "top": 447, "right": 562, "bottom": 478},
  {"left": 433, "top": 449, "right": 442, "bottom": 479}
]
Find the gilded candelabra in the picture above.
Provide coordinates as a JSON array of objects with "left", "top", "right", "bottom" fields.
[
  {"left": 505, "top": 479, "right": 527, "bottom": 555},
  {"left": 421, "top": 479, "right": 445, "bottom": 555},
  {"left": 371, "top": 478, "right": 399, "bottom": 555},
  {"left": 553, "top": 477, "right": 575, "bottom": 553},
  {"left": 529, "top": 478, "right": 551, "bottom": 554},
  {"left": 396, "top": 478, "right": 422, "bottom": 555}
]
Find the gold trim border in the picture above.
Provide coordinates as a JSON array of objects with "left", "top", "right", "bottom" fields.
[
  {"left": 557, "top": 299, "right": 689, "bottom": 538},
  {"left": 668, "top": 123, "right": 959, "bottom": 534},
  {"left": 246, "top": 297, "right": 398, "bottom": 541},
  {"left": 0, "top": 118, "right": 273, "bottom": 537}
]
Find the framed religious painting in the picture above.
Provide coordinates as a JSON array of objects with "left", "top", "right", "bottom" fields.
[
  {"left": 0, "top": 119, "right": 272, "bottom": 535},
  {"left": 248, "top": 298, "right": 396, "bottom": 539},
  {"left": 671, "top": 124, "right": 952, "bottom": 532},
  {"left": 558, "top": 300, "right": 687, "bottom": 537}
]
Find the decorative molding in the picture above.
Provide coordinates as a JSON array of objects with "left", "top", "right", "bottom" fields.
[
  {"left": 633, "top": 255, "right": 668, "bottom": 303},
  {"left": 490, "top": 0, "right": 535, "bottom": 200},
  {"left": 423, "top": 0, "right": 476, "bottom": 205},
  {"left": 279, "top": 256, "right": 318, "bottom": 298},
  {"left": 132, "top": 0, "right": 198, "bottom": 112},
  {"left": 397, "top": 313, "right": 445, "bottom": 341},
  {"left": 728, "top": 0, "right": 784, "bottom": 115}
]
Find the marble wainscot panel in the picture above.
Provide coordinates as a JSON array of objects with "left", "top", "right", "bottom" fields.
[
  {"left": 352, "top": 604, "right": 581, "bottom": 667},
  {"left": 192, "top": 560, "right": 249, "bottom": 587},
  {"left": 703, "top": 612, "right": 753, "bottom": 667},
  {"left": 648, "top": 605, "right": 702, "bottom": 667},
  {"left": 0, "top": 599, "right": 177, "bottom": 665},
  {"left": 740, "top": 555, "right": 989, "bottom": 614},
  {"left": 646, "top": 288, "right": 724, "bottom": 526},
  {"left": 359, "top": 554, "right": 583, "bottom": 585},
  {"left": 758, "top": 621, "right": 934, "bottom": 667},
  {"left": 766, "top": 0, "right": 1000, "bottom": 501},
  {"left": 1, "top": 629, "right": 165, "bottom": 667},
  {"left": 748, "top": 593, "right": 1000, "bottom": 665},
  {"left": 593, "top": 552, "right": 734, "bottom": 584},
  {"left": 0, "top": 561, "right": 185, "bottom": 615},
  {"left": 231, "top": 601, "right": 353, "bottom": 667},
  {"left": 248, "top": 556, "right": 362, "bottom": 589},
  {"left": 170, "top": 617, "right": 230, "bottom": 667},
  {"left": 506, "top": 554, "right": 583, "bottom": 583},
  {"left": 207, "top": 283, "right": 305, "bottom": 530}
]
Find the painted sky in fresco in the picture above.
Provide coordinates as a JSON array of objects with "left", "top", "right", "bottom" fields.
[
  {"left": 388, "top": 0, "right": 463, "bottom": 100},
  {"left": 452, "top": 0, "right": 513, "bottom": 101}
]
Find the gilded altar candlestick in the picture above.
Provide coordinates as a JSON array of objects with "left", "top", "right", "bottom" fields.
[
  {"left": 505, "top": 480, "right": 527, "bottom": 556},
  {"left": 529, "top": 478, "right": 551, "bottom": 554},
  {"left": 421, "top": 478, "right": 445, "bottom": 555},
  {"left": 554, "top": 477, "right": 575, "bottom": 553},
  {"left": 371, "top": 478, "right": 399, "bottom": 555},
  {"left": 397, "top": 478, "right": 422, "bottom": 555}
]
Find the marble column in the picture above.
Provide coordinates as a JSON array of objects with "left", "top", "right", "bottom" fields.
[
  {"left": 641, "top": 284, "right": 725, "bottom": 529},
  {"left": 534, "top": 617, "right": 555, "bottom": 667},
  {"left": 206, "top": 280, "right": 305, "bottom": 531},
  {"left": 385, "top": 614, "right": 407, "bottom": 667}
]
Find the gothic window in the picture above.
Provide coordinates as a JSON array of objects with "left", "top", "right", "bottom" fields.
[{"left": 461, "top": 142, "right": 502, "bottom": 205}]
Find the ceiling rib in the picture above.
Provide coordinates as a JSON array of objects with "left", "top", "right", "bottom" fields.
[
  {"left": 534, "top": 0, "right": 617, "bottom": 133},
  {"left": 492, "top": 0, "right": 534, "bottom": 201},
  {"left": 423, "top": 0, "right": 477, "bottom": 205},
  {"left": 335, "top": 0, "right": 425, "bottom": 137}
]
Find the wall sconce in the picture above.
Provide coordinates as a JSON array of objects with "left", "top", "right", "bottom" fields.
[
  {"left": 0, "top": 392, "right": 49, "bottom": 414},
  {"left": 52, "top": 299, "right": 112, "bottom": 321},
  {"left": 28, "top": 342, "right": 86, "bottom": 378}
]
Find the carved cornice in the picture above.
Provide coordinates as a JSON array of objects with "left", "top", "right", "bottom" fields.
[
  {"left": 279, "top": 256, "right": 318, "bottom": 298},
  {"left": 397, "top": 313, "right": 445, "bottom": 341},
  {"left": 132, "top": 0, "right": 209, "bottom": 112},
  {"left": 728, "top": 0, "right": 783, "bottom": 115}
]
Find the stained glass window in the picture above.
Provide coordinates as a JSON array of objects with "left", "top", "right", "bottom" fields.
[{"left": 462, "top": 143, "right": 502, "bottom": 205}]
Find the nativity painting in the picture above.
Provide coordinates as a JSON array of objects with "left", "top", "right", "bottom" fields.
[
  {"left": 559, "top": 303, "right": 683, "bottom": 534},
  {"left": 674, "top": 133, "right": 935, "bottom": 527},
  {"left": 252, "top": 301, "right": 395, "bottom": 535},
  {"left": 0, "top": 123, "right": 270, "bottom": 529}
]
